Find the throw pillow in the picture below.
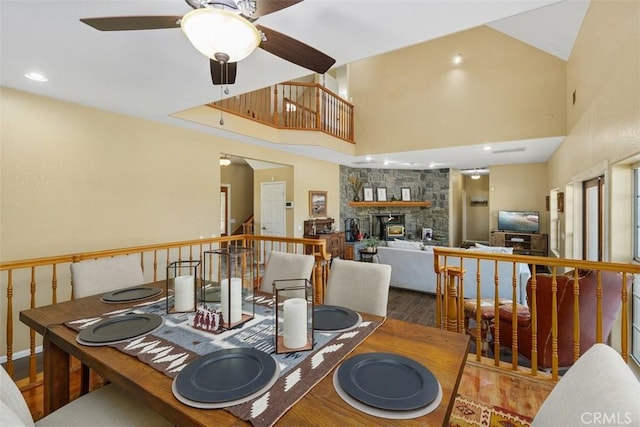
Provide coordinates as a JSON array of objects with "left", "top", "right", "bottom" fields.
[
  {"left": 388, "top": 240, "right": 424, "bottom": 251},
  {"left": 468, "top": 245, "right": 514, "bottom": 254}
]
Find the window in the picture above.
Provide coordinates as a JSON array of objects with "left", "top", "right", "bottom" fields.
[
  {"left": 633, "top": 167, "right": 640, "bottom": 363},
  {"left": 635, "top": 168, "right": 640, "bottom": 262},
  {"left": 549, "top": 189, "right": 559, "bottom": 254}
]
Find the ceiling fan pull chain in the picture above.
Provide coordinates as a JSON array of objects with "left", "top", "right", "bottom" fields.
[
  {"left": 224, "top": 62, "right": 230, "bottom": 95},
  {"left": 219, "top": 60, "right": 224, "bottom": 126}
]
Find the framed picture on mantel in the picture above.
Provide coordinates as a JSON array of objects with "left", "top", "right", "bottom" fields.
[
  {"left": 376, "top": 187, "right": 387, "bottom": 202},
  {"left": 401, "top": 187, "right": 411, "bottom": 201},
  {"left": 363, "top": 187, "right": 374, "bottom": 202}
]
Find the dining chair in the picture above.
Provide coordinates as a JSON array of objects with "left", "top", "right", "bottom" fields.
[
  {"left": 0, "top": 365, "right": 172, "bottom": 427},
  {"left": 260, "top": 251, "right": 315, "bottom": 293},
  {"left": 324, "top": 259, "right": 391, "bottom": 317},
  {"left": 531, "top": 344, "right": 640, "bottom": 426},
  {"left": 70, "top": 255, "right": 145, "bottom": 299},
  {"left": 70, "top": 254, "right": 145, "bottom": 394}
]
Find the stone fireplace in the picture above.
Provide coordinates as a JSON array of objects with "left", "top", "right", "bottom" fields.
[{"left": 339, "top": 166, "right": 450, "bottom": 243}]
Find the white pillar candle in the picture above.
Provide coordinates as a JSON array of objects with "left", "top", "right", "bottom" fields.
[
  {"left": 174, "top": 275, "right": 195, "bottom": 312},
  {"left": 221, "top": 278, "right": 242, "bottom": 324},
  {"left": 283, "top": 298, "right": 308, "bottom": 349}
]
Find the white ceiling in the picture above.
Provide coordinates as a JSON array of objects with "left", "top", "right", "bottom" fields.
[{"left": 0, "top": 0, "right": 590, "bottom": 170}]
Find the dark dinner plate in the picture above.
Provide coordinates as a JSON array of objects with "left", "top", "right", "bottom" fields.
[
  {"left": 101, "top": 286, "right": 162, "bottom": 303},
  {"left": 175, "top": 348, "right": 276, "bottom": 403},
  {"left": 337, "top": 352, "right": 438, "bottom": 410},
  {"left": 78, "top": 313, "right": 163, "bottom": 344},
  {"left": 313, "top": 305, "right": 359, "bottom": 331}
]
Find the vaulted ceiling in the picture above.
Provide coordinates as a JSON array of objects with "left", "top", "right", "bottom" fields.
[{"left": 0, "top": 0, "right": 590, "bottom": 169}]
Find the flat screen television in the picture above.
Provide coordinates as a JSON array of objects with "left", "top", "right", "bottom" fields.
[{"left": 497, "top": 210, "right": 540, "bottom": 233}]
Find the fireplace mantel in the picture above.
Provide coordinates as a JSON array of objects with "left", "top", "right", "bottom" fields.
[{"left": 348, "top": 201, "right": 431, "bottom": 208}]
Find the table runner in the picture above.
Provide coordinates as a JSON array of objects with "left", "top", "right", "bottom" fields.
[{"left": 65, "top": 294, "right": 383, "bottom": 427}]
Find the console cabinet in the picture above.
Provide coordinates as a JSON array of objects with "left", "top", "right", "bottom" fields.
[
  {"left": 303, "top": 218, "right": 346, "bottom": 259},
  {"left": 304, "top": 231, "right": 346, "bottom": 259},
  {"left": 490, "top": 231, "right": 548, "bottom": 257}
]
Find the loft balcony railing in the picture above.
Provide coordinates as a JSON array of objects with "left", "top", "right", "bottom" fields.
[{"left": 208, "top": 82, "right": 354, "bottom": 143}]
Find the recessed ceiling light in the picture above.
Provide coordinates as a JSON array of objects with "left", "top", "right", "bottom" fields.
[
  {"left": 483, "top": 146, "right": 491, "bottom": 151},
  {"left": 453, "top": 53, "right": 464, "bottom": 65},
  {"left": 25, "top": 72, "right": 48, "bottom": 82}
]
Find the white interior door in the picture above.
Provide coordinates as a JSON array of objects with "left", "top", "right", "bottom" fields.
[{"left": 260, "top": 181, "right": 285, "bottom": 237}]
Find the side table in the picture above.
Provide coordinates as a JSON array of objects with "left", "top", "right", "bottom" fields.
[
  {"left": 464, "top": 298, "right": 528, "bottom": 355},
  {"left": 358, "top": 249, "right": 377, "bottom": 263}
]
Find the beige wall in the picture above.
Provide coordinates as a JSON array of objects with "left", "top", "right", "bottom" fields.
[
  {"left": 221, "top": 163, "right": 254, "bottom": 234},
  {"left": 549, "top": 0, "right": 640, "bottom": 189},
  {"left": 1, "top": 88, "right": 222, "bottom": 260},
  {"left": 449, "top": 170, "right": 463, "bottom": 247},
  {"left": 464, "top": 175, "right": 491, "bottom": 242},
  {"left": 349, "top": 25, "right": 566, "bottom": 156},
  {"left": 0, "top": 88, "right": 341, "bottom": 262},
  {"left": 548, "top": 0, "right": 639, "bottom": 262},
  {"left": 489, "top": 164, "right": 549, "bottom": 233}
]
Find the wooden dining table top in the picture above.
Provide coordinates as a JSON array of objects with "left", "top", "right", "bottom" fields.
[{"left": 20, "top": 285, "right": 470, "bottom": 427}]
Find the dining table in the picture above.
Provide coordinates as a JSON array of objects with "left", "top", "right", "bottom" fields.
[{"left": 20, "top": 283, "right": 470, "bottom": 426}]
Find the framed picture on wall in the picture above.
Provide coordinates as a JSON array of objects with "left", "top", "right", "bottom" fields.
[
  {"left": 309, "top": 191, "right": 327, "bottom": 217},
  {"left": 401, "top": 187, "right": 411, "bottom": 201},
  {"left": 363, "top": 187, "right": 374, "bottom": 202},
  {"left": 376, "top": 187, "right": 387, "bottom": 202}
]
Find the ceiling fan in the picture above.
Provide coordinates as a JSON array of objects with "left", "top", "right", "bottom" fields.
[{"left": 80, "top": 0, "right": 336, "bottom": 86}]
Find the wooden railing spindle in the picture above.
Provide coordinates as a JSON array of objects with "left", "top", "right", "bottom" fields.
[
  {"left": 530, "top": 269, "right": 538, "bottom": 375},
  {"left": 620, "top": 273, "right": 629, "bottom": 361},
  {"left": 573, "top": 269, "right": 581, "bottom": 364},
  {"left": 5, "top": 270, "right": 14, "bottom": 376}
]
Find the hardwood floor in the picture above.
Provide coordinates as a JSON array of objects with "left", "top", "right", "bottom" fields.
[{"left": 16, "top": 287, "right": 554, "bottom": 422}]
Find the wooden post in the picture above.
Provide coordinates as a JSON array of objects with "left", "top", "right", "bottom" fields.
[
  {"left": 273, "top": 85, "right": 279, "bottom": 127},
  {"left": 445, "top": 266, "right": 464, "bottom": 332}
]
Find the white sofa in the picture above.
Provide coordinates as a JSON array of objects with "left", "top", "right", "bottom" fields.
[{"left": 374, "top": 241, "right": 531, "bottom": 304}]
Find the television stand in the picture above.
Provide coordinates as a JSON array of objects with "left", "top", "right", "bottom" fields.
[{"left": 490, "top": 231, "right": 548, "bottom": 257}]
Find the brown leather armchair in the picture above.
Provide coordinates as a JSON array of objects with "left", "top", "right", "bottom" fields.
[{"left": 494, "top": 270, "right": 632, "bottom": 369}]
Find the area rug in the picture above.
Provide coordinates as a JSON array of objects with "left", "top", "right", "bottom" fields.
[{"left": 449, "top": 395, "right": 532, "bottom": 427}]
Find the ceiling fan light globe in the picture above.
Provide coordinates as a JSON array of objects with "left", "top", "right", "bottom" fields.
[{"left": 181, "top": 8, "right": 260, "bottom": 63}]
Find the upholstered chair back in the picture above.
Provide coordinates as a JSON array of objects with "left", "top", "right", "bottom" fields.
[
  {"left": 0, "top": 365, "right": 35, "bottom": 427},
  {"left": 260, "top": 251, "right": 315, "bottom": 293},
  {"left": 70, "top": 255, "right": 144, "bottom": 298},
  {"left": 324, "top": 259, "right": 391, "bottom": 317}
]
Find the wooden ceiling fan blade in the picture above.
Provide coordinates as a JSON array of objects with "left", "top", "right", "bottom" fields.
[
  {"left": 210, "top": 59, "right": 238, "bottom": 86},
  {"left": 256, "top": 25, "right": 335, "bottom": 74},
  {"left": 80, "top": 16, "right": 182, "bottom": 31},
  {"left": 253, "top": 0, "right": 303, "bottom": 18}
]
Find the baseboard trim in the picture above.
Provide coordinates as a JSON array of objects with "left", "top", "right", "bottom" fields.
[{"left": 0, "top": 346, "right": 43, "bottom": 364}]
